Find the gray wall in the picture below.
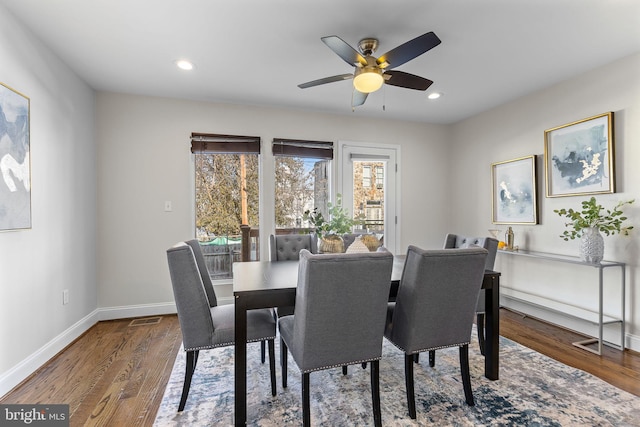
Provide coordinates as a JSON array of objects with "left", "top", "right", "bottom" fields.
[
  {"left": 95, "top": 93, "right": 450, "bottom": 309},
  {"left": 450, "top": 53, "right": 640, "bottom": 348},
  {"left": 0, "top": 5, "right": 97, "bottom": 394}
]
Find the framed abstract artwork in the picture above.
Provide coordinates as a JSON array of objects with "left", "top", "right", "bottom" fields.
[
  {"left": 491, "top": 155, "right": 538, "bottom": 224},
  {"left": 0, "top": 82, "right": 31, "bottom": 231},
  {"left": 544, "top": 112, "right": 614, "bottom": 198}
]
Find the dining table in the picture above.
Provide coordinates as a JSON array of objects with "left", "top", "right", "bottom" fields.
[{"left": 232, "top": 254, "right": 501, "bottom": 426}]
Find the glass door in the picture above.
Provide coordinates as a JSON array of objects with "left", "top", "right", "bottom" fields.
[{"left": 339, "top": 142, "right": 398, "bottom": 254}]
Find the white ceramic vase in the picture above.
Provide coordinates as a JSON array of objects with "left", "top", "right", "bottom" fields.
[{"left": 579, "top": 226, "right": 604, "bottom": 263}]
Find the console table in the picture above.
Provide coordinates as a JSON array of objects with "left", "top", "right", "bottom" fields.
[{"left": 497, "top": 249, "right": 625, "bottom": 355}]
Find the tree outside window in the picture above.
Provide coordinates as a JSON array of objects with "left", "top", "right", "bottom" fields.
[
  {"left": 192, "top": 133, "right": 260, "bottom": 279},
  {"left": 273, "top": 139, "right": 332, "bottom": 231}
]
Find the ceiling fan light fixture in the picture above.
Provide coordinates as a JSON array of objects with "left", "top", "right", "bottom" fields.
[
  {"left": 353, "top": 68, "right": 384, "bottom": 93},
  {"left": 428, "top": 92, "right": 442, "bottom": 100}
]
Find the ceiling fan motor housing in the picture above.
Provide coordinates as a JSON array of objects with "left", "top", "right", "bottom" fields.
[{"left": 358, "top": 38, "right": 379, "bottom": 56}]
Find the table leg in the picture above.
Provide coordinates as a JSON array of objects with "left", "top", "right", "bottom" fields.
[
  {"left": 484, "top": 274, "right": 499, "bottom": 380},
  {"left": 234, "top": 296, "right": 247, "bottom": 425}
]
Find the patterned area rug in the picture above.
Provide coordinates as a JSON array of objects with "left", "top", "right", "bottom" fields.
[{"left": 154, "top": 327, "right": 639, "bottom": 426}]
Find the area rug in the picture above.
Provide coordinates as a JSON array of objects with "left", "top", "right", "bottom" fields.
[{"left": 154, "top": 327, "right": 640, "bottom": 426}]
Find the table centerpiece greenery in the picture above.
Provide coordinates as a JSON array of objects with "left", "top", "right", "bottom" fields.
[{"left": 303, "top": 194, "right": 363, "bottom": 252}]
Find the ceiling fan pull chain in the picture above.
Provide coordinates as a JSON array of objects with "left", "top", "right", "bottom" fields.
[{"left": 383, "top": 85, "right": 386, "bottom": 111}]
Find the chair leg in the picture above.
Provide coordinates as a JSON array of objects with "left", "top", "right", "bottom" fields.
[
  {"left": 404, "top": 354, "right": 417, "bottom": 419},
  {"left": 477, "top": 313, "right": 486, "bottom": 356},
  {"left": 302, "top": 372, "right": 311, "bottom": 427},
  {"left": 429, "top": 350, "right": 435, "bottom": 367},
  {"left": 268, "top": 339, "right": 276, "bottom": 396},
  {"left": 414, "top": 353, "right": 419, "bottom": 364},
  {"left": 370, "top": 360, "right": 382, "bottom": 427},
  {"left": 261, "top": 340, "right": 266, "bottom": 364},
  {"left": 178, "top": 350, "right": 198, "bottom": 412},
  {"left": 459, "top": 344, "right": 475, "bottom": 406},
  {"left": 342, "top": 366, "right": 348, "bottom": 375},
  {"left": 281, "top": 338, "right": 288, "bottom": 388},
  {"left": 362, "top": 362, "right": 368, "bottom": 369}
]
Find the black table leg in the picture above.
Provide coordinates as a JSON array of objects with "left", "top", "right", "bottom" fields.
[
  {"left": 483, "top": 274, "right": 499, "bottom": 380},
  {"left": 234, "top": 296, "right": 247, "bottom": 425}
]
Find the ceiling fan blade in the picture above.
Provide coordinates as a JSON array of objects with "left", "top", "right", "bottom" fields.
[
  {"left": 352, "top": 90, "right": 368, "bottom": 107},
  {"left": 321, "top": 36, "right": 368, "bottom": 67},
  {"left": 298, "top": 73, "right": 353, "bottom": 89},
  {"left": 376, "top": 31, "right": 441, "bottom": 70},
  {"left": 384, "top": 70, "right": 433, "bottom": 90}
]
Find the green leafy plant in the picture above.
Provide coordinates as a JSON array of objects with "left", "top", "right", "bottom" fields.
[
  {"left": 554, "top": 197, "right": 634, "bottom": 241},
  {"left": 303, "top": 194, "right": 363, "bottom": 238}
]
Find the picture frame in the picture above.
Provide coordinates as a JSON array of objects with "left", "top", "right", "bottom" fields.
[
  {"left": 0, "top": 82, "right": 31, "bottom": 231},
  {"left": 491, "top": 155, "right": 537, "bottom": 224},
  {"left": 544, "top": 112, "right": 614, "bottom": 198}
]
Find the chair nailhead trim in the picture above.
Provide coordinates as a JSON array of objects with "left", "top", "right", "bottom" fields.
[
  {"left": 184, "top": 335, "right": 276, "bottom": 352},
  {"left": 301, "top": 357, "right": 381, "bottom": 374},
  {"left": 386, "top": 340, "right": 470, "bottom": 354}
]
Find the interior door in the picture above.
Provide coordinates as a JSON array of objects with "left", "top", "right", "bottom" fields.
[{"left": 338, "top": 142, "right": 399, "bottom": 254}]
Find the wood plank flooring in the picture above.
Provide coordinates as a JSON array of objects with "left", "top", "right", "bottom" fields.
[
  {"left": 0, "top": 315, "right": 182, "bottom": 427},
  {"left": 1, "top": 310, "right": 638, "bottom": 426}
]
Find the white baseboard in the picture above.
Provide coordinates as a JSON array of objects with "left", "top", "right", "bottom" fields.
[
  {"left": 0, "top": 302, "right": 178, "bottom": 398},
  {"left": 97, "top": 302, "right": 177, "bottom": 321},
  {"left": 4, "top": 298, "right": 636, "bottom": 400},
  {"left": 501, "top": 297, "right": 640, "bottom": 353},
  {"left": 0, "top": 309, "right": 100, "bottom": 397}
]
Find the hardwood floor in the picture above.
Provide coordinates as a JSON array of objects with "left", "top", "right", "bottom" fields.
[
  {"left": 0, "top": 315, "right": 182, "bottom": 427},
  {"left": 1, "top": 310, "right": 638, "bottom": 426},
  {"left": 500, "top": 308, "right": 640, "bottom": 397}
]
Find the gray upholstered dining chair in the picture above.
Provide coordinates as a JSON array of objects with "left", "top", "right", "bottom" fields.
[
  {"left": 443, "top": 233, "right": 498, "bottom": 355},
  {"left": 269, "top": 233, "right": 317, "bottom": 318},
  {"left": 269, "top": 233, "right": 317, "bottom": 261},
  {"left": 279, "top": 249, "right": 394, "bottom": 427},
  {"left": 166, "top": 242, "right": 277, "bottom": 412},
  {"left": 186, "top": 238, "right": 271, "bottom": 363},
  {"left": 384, "top": 245, "right": 488, "bottom": 419}
]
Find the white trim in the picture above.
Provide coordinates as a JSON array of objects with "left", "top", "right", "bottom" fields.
[
  {"left": 0, "top": 309, "right": 100, "bottom": 397},
  {"left": 97, "top": 302, "right": 176, "bottom": 321},
  {"left": 3, "top": 299, "right": 638, "bottom": 400},
  {"left": 337, "top": 140, "right": 400, "bottom": 255},
  {"left": 0, "top": 303, "right": 177, "bottom": 398},
  {"left": 501, "top": 296, "right": 640, "bottom": 353}
]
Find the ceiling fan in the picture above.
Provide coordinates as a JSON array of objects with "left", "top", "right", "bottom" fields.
[{"left": 298, "top": 31, "right": 441, "bottom": 107}]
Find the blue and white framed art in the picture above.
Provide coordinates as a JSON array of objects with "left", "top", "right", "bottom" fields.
[
  {"left": 544, "top": 112, "right": 614, "bottom": 198},
  {"left": 0, "top": 82, "right": 31, "bottom": 231},
  {"left": 491, "top": 155, "right": 538, "bottom": 225}
]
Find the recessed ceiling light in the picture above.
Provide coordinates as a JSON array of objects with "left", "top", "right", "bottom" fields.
[
  {"left": 175, "top": 60, "right": 194, "bottom": 71},
  {"left": 427, "top": 92, "right": 442, "bottom": 100}
]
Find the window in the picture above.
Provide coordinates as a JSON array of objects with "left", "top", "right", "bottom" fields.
[
  {"left": 351, "top": 160, "right": 386, "bottom": 234},
  {"left": 273, "top": 139, "right": 332, "bottom": 230},
  {"left": 375, "top": 166, "right": 384, "bottom": 189},
  {"left": 363, "top": 166, "right": 371, "bottom": 188},
  {"left": 192, "top": 133, "right": 260, "bottom": 278}
]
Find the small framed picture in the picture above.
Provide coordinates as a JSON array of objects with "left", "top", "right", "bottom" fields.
[
  {"left": 544, "top": 112, "right": 614, "bottom": 198},
  {"left": 491, "top": 155, "right": 537, "bottom": 224}
]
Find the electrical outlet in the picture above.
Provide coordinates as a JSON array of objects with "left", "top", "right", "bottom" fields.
[
  {"left": 164, "top": 200, "right": 173, "bottom": 212},
  {"left": 63, "top": 289, "right": 69, "bottom": 305}
]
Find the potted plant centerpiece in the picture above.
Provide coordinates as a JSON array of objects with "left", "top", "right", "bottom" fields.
[
  {"left": 554, "top": 196, "right": 634, "bottom": 263},
  {"left": 303, "top": 194, "right": 362, "bottom": 253}
]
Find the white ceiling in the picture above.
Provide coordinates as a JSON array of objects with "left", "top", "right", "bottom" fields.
[{"left": 2, "top": 0, "right": 639, "bottom": 124}]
